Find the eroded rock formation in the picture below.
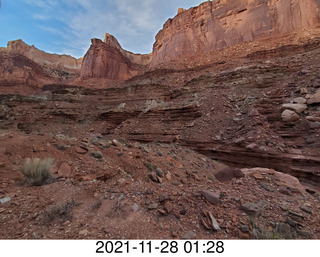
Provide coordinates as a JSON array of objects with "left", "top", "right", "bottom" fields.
[
  {"left": 150, "top": 0, "right": 320, "bottom": 67},
  {"left": 0, "top": 40, "right": 82, "bottom": 93},
  {"left": 80, "top": 33, "right": 151, "bottom": 81},
  {"left": 6, "top": 39, "right": 82, "bottom": 72}
]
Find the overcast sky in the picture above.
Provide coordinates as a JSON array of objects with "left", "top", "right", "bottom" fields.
[{"left": 0, "top": 0, "right": 205, "bottom": 58}]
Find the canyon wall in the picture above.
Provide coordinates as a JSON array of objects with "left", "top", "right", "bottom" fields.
[
  {"left": 150, "top": 0, "right": 320, "bottom": 67},
  {"left": 80, "top": 34, "right": 151, "bottom": 81}
]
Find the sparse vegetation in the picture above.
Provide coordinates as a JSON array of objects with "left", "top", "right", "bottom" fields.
[
  {"left": 145, "top": 162, "right": 156, "bottom": 171},
  {"left": 42, "top": 199, "right": 76, "bottom": 224},
  {"left": 21, "top": 158, "right": 53, "bottom": 186},
  {"left": 90, "top": 151, "right": 103, "bottom": 159}
]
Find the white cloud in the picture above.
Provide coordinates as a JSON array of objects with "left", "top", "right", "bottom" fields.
[{"left": 25, "top": 0, "right": 205, "bottom": 57}]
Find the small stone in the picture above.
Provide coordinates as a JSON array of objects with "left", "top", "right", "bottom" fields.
[
  {"left": 112, "top": 139, "right": 120, "bottom": 147},
  {"left": 289, "top": 211, "right": 305, "bottom": 219},
  {"left": 238, "top": 230, "right": 251, "bottom": 239},
  {"left": 281, "top": 110, "right": 300, "bottom": 122},
  {"left": 291, "top": 97, "right": 307, "bottom": 104},
  {"left": 240, "top": 225, "right": 250, "bottom": 233},
  {"left": 171, "top": 231, "right": 179, "bottom": 238},
  {"left": 259, "top": 182, "right": 275, "bottom": 192},
  {"left": 132, "top": 203, "right": 139, "bottom": 212},
  {"left": 63, "top": 221, "right": 71, "bottom": 226},
  {"left": 148, "top": 203, "right": 159, "bottom": 210},
  {"left": 158, "top": 209, "right": 167, "bottom": 215},
  {"left": 163, "top": 202, "right": 174, "bottom": 214},
  {"left": 75, "top": 146, "right": 88, "bottom": 154},
  {"left": 300, "top": 204, "right": 312, "bottom": 214},
  {"left": 200, "top": 190, "right": 220, "bottom": 205},
  {"left": 300, "top": 88, "right": 308, "bottom": 94},
  {"left": 309, "top": 122, "right": 320, "bottom": 129},
  {"left": 155, "top": 168, "right": 163, "bottom": 177},
  {"left": 307, "top": 92, "right": 320, "bottom": 104},
  {"left": 159, "top": 193, "right": 169, "bottom": 203},
  {"left": 281, "top": 103, "right": 307, "bottom": 113},
  {"left": 306, "top": 116, "right": 320, "bottom": 122},
  {"left": 252, "top": 173, "right": 265, "bottom": 180},
  {"left": 0, "top": 197, "right": 11, "bottom": 204},
  {"left": 58, "top": 162, "right": 72, "bottom": 178},
  {"left": 246, "top": 143, "right": 259, "bottom": 151},
  {"left": 296, "top": 229, "right": 312, "bottom": 239},
  {"left": 165, "top": 173, "right": 172, "bottom": 181},
  {"left": 241, "top": 200, "right": 270, "bottom": 216},
  {"left": 274, "top": 223, "right": 295, "bottom": 239},
  {"left": 90, "top": 151, "right": 103, "bottom": 159},
  {"left": 182, "top": 230, "right": 196, "bottom": 239},
  {"left": 286, "top": 217, "right": 300, "bottom": 228},
  {"left": 208, "top": 213, "right": 220, "bottom": 231},
  {"left": 79, "top": 229, "right": 89, "bottom": 236},
  {"left": 234, "top": 137, "right": 245, "bottom": 145},
  {"left": 278, "top": 186, "right": 291, "bottom": 195},
  {"left": 148, "top": 172, "right": 159, "bottom": 183}
]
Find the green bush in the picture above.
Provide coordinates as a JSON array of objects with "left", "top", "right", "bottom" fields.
[{"left": 21, "top": 158, "right": 53, "bottom": 186}]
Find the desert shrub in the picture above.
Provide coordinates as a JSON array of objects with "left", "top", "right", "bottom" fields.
[
  {"left": 21, "top": 158, "right": 53, "bottom": 186},
  {"left": 42, "top": 199, "right": 76, "bottom": 224}
]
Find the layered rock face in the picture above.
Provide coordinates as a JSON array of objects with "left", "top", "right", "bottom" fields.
[
  {"left": 0, "top": 40, "right": 82, "bottom": 94},
  {"left": 6, "top": 39, "right": 82, "bottom": 72},
  {"left": 80, "top": 34, "right": 151, "bottom": 81},
  {"left": 150, "top": 0, "right": 320, "bottom": 67}
]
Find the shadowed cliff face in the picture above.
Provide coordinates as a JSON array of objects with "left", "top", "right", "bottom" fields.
[{"left": 150, "top": 0, "right": 320, "bottom": 67}]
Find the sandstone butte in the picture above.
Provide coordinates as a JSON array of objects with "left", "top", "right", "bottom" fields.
[{"left": 79, "top": 33, "right": 151, "bottom": 81}]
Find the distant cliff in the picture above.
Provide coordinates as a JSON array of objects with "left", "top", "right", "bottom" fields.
[
  {"left": 80, "top": 33, "right": 151, "bottom": 81},
  {"left": 150, "top": 0, "right": 320, "bottom": 67},
  {"left": 0, "top": 40, "right": 81, "bottom": 93},
  {"left": 6, "top": 39, "right": 82, "bottom": 72}
]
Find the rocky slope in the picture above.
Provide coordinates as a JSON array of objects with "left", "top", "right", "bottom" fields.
[
  {"left": 2, "top": 29, "right": 320, "bottom": 188},
  {"left": 79, "top": 34, "right": 151, "bottom": 82},
  {"left": 150, "top": 0, "right": 320, "bottom": 67}
]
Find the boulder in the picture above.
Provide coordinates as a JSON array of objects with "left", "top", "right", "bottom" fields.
[
  {"left": 281, "top": 110, "right": 300, "bottom": 122},
  {"left": 281, "top": 103, "right": 307, "bottom": 113},
  {"left": 200, "top": 190, "right": 220, "bottom": 205},
  {"left": 291, "top": 97, "right": 307, "bottom": 104},
  {"left": 215, "top": 167, "right": 244, "bottom": 182},
  {"left": 307, "top": 92, "right": 320, "bottom": 105}
]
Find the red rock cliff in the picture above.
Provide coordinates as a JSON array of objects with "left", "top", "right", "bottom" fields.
[
  {"left": 150, "top": 0, "right": 320, "bottom": 67},
  {"left": 80, "top": 34, "right": 151, "bottom": 81},
  {"left": 7, "top": 39, "right": 82, "bottom": 72}
]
